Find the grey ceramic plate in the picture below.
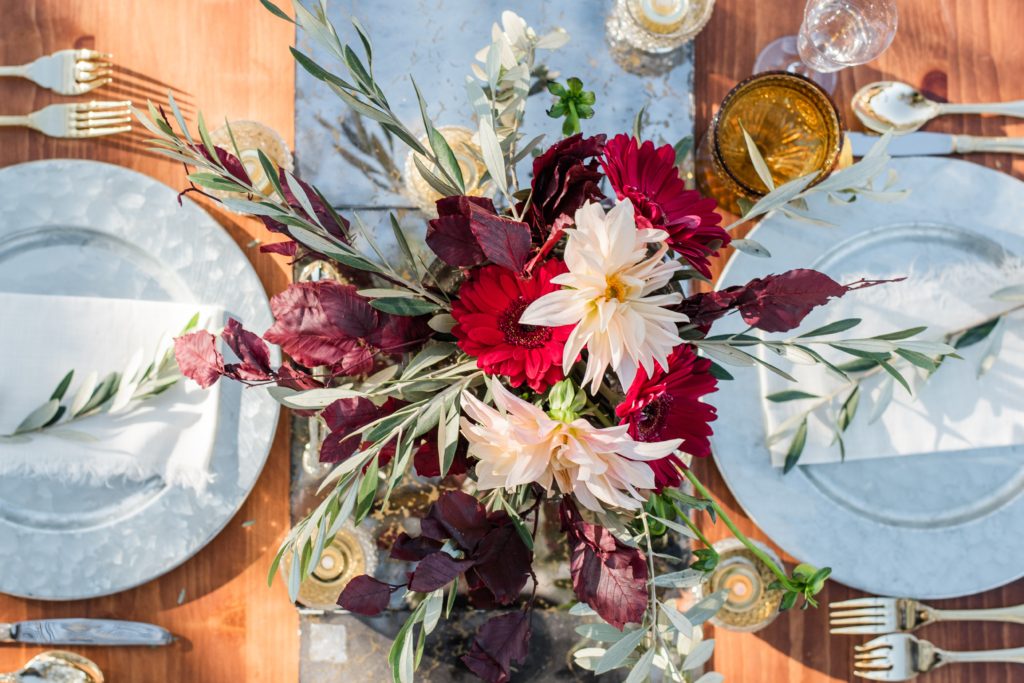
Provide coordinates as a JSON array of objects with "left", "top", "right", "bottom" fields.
[
  {"left": 0, "top": 160, "right": 279, "bottom": 600},
  {"left": 711, "top": 157, "right": 1024, "bottom": 599}
]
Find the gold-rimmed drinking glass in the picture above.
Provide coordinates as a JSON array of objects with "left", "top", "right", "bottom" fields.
[{"left": 696, "top": 71, "right": 843, "bottom": 216}]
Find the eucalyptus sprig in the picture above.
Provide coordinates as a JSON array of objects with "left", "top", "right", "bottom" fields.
[
  {"left": 728, "top": 130, "right": 905, "bottom": 259},
  {"left": 766, "top": 294, "right": 1024, "bottom": 471},
  {"left": 3, "top": 313, "right": 198, "bottom": 441}
]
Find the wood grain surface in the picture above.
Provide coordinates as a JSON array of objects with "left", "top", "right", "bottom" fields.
[
  {"left": 0, "top": 2, "right": 298, "bottom": 682},
  {"left": 694, "top": 1, "right": 1024, "bottom": 681}
]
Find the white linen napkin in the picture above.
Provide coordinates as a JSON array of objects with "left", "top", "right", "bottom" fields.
[
  {"left": 0, "top": 292, "right": 223, "bottom": 491},
  {"left": 764, "top": 260, "right": 1024, "bottom": 467}
]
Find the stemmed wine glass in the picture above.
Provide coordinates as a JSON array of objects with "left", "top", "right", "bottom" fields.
[{"left": 753, "top": 0, "right": 898, "bottom": 92}]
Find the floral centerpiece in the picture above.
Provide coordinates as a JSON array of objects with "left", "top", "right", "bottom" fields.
[{"left": 144, "top": 4, "right": 952, "bottom": 681}]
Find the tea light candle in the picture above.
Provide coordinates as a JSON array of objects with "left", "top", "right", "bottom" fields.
[{"left": 639, "top": 0, "right": 691, "bottom": 33}]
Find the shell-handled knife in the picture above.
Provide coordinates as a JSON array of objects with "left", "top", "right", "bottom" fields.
[
  {"left": 1, "top": 619, "right": 172, "bottom": 646},
  {"left": 848, "top": 130, "right": 1024, "bottom": 157}
]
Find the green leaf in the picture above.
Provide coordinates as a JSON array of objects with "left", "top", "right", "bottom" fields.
[
  {"left": 741, "top": 123, "right": 774, "bottom": 191},
  {"left": 624, "top": 647, "right": 655, "bottom": 683},
  {"left": 797, "top": 318, "right": 862, "bottom": 338},
  {"left": 955, "top": 318, "right": 999, "bottom": 349},
  {"left": 766, "top": 390, "right": 819, "bottom": 402},
  {"left": 895, "top": 348, "right": 938, "bottom": 371},
  {"left": 730, "top": 238, "right": 771, "bottom": 257},
  {"left": 632, "top": 105, "right": 647, "bottom": 140},
  {"left": 782, "top": 418, "right": 808, "bottom": 473},
  {"left": 575, "top": 623, "right": 628, "bottom": 642},
  {"left": 838, "top": 386, "right": 860, "bottom": 431},
  {"left": 257, "top": 148, "right": 285, "bottom": 200},
  {"left": 369, "top": 297, "right": 438, "bottom": 316},
  {"left": 14, "top": 399, "right": 61, "bottom": 434},
  {"left": 871, "top": 326, "right": 927, "bottom": 341},
  {"left": 990, "top": 283, "right": 1024, "bottom": 302},
  {"left": 354, "top": 458, "right": 378, "bottom": 524},
  {"left": 594, "top": 628, "right": 646, "bottom": 674},
  {"left": 831, "top": 345, "right": 892, "bottom": 362},
  {"left": 546, "top": 81, "right": 567, "bottom": 97},
  {"left": 879, "top": 359, "right": 912, "bottom": 394},
  {"left": 259, "top": 0, "right": 294, "bottom": 22},
  {"left": 708, "top": 362, "right": 734, "bottom": 380},
  {"left": 836, "top": 357, "right": 879, "bottom": 373},
  {"left": 50, "top": 370, "right": 74, "bottom": 401},
  {"left": 187, "top": 172, "right": 246, "bottom": 193}
]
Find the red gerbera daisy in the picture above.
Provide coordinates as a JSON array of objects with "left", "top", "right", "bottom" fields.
[
  {"left": 615, "top": 344, "right": 718, "bottom": 490},
  {"left": 601, "top": 133, "right": 729, "bottom": 277},
  {"left": 452, "top": 261, "right": 571, "bottom": 392}
]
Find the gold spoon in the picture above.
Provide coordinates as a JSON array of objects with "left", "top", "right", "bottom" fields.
[
  {"left": 853, "top": 80, "right": 1024, "bottom": 134},
  {"left": 0, "top": 651, "right": 103, "bottom": 683}
]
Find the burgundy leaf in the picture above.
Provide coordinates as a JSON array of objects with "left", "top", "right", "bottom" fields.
[
  {"left": 678, "top": 269, "right": 900, "bottom": 333},
  {"left": 274, "top": 361, "right": 322, "bottom": 390},
  {"left": 337, "top": 575, "right": 400, "bottom": 616},
  {"left": 174, "top": 330, "right": 224, "bottom": 388},
  {"left": 735, "top": 269, "right": 849, "bottom": 332},
  {"left": 390, "top": 532, "right": 443, "bottom": 562},
  {"left": 469, "top": 525, "right": 532, "bottom": 605},
  {"left": 221, "top": 318, "right": 272, "bottom": 380},
  {"left": 370, "top": 313, "right": 433, "bottom": 357},
  {"left": 407, "top": 552, "right": 476, "bottom": 593},
  {"left": 413, "top": 439, "right": 468, "bottom": 478},
  {"left": 428, "top": 490, "right": 491, "bottom": 552},
  {"left": 319, "top": 397, "right": 380, "bottom": 463},
  {"left": 461, "top": 611, "right": 532, "bottom": 683},
  {"left": 260, "top": 240, "right": 298, "bottom": 256},
  {"left": 276, "top": 169, "right": 350, "bottom": 242},
  {"left": 191, "top": 144, "right": 251, "bottom": 185},
  {"left": 467, "top": 203, "right": 532, "bottom": 273},
  {"left": 426, "top": 196, "right": 493, "bottom": 267},
  {"left": 560, "top": 500, "right": 647, "bottom": 630},
  {"left": 262, "top": 281, "right": 379, "bottom": 368}
]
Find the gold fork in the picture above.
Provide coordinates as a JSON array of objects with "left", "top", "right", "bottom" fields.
[
  {"left": 0, "top": 101, "right": 132, "bottom": 138},
  {"left": 0, "top": 49, "right": 113, "bottom": 95}
]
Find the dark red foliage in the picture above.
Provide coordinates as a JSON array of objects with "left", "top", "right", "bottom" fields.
[
  {"left": 407, "top": 553, "right": 476, "bottom": 593},
  {"left": 337, "top": 575, "right": 400, "bottom": 616},
  {"left": 560, "top": 499, "right": 647, "bottom": 630},
  {"left": 221, "top": 318, "right": 273, "bottom": 381},
  {"left": 412, "top": 439, "right": 469, "bottom": 478},
  {"left": 262, "top": 281, "right": 429, "bottom": 373},
  {"left": 193, "top": 144, "right": 251, "bottom": 186},
  {"left": 518, "top": 133, "right": 606, "bottom": 236},
  {"left": 461, "top": 611, "right": 532, "bottom": 683},
  {"left": 390, "top": 491, "right": 533, "bottom": 608},
  {"left": 678, "top": 269, "right": 897, "bottom": 333},
  {"left": 260, "top": 240, "right": 298, "bottom": 257},
  {"left": 426, "top": 196, "right": 531, "bottom": 272},
  {"left": 174, "top": 330, "right": 225, "bottom": 388},
  {"left": 274, "top": 361, "right": 322, "bottom": 391},
  {"left": 319, "top": 396, "right": 383, "bottom": 463}
]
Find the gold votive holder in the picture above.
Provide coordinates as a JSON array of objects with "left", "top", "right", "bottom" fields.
[
  {"left": 703, "top": 538, "right": 784, "bottom": 633},
  {"left": 403, "top": 125, "right": 491, "bottom": 215},
  {"left": 292, "top": 524, "right": 378, "bottom": 611},
  {"left": 209, "top": 120, "right": 294, "bottom": 199},
  {"left": 608, "top": 0, "right": 716, "bottom": 54},
  {"left": 696, "top": 72, "right": 843, "bottom": 215}
]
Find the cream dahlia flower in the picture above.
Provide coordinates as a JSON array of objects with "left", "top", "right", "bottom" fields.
[
  {"left": 460, "top": 379, "right": 681, "bottom": 511},
  {"left": 519, "top": 199, "right": 687, "bottom": 393}
]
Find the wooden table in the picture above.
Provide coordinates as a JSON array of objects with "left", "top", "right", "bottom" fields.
[
  {"left": 2, "top": 1, "right": 1022, "bottom": 682},
  {"left": 695, "top": 1, "right": 1024, "bottom": 681},
  {"left": 0, "top": 2, "right": 298, "bottom": 681}
]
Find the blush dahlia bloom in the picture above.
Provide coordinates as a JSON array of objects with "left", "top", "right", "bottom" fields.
[
  {"left": 451, "top": 262, "right": 572, "bottom": 392},
  {"left": 616, "top": 345, "right": 719, "bottom": 490},
  {"left": 461, "top": 380, "right": 681, "bottom": 511},
  {"left": 520, "top": 199, "right": 687, "bottom": 394},
  {"left": 601, "top": 134, "right": 729, "bottom": 277}
]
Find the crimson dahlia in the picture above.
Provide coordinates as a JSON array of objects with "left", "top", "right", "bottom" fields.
[
  {"left": 601, "top": 133, "right": 728, "bottom": 277},
  {"left": 616, "top": 344, "right": 718, "bottom": 490},
  {"left": 451, "top": 261, "right": 571, "bottom": 393}
]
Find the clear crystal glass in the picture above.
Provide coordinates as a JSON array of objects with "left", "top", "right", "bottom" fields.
[
  {"left": 797, "top": 0, "right": 898, "bottom": 72},
  {"left": 753, "top": 0, "right": 897, "bottom": 92}
]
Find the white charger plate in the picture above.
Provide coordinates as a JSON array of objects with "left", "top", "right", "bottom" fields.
[
  {"left": 711, "top": 157, "right": 1024, "bottom": 599},
  {"left": 0, "top": 160, "right": 279, "bottom": 600}
]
